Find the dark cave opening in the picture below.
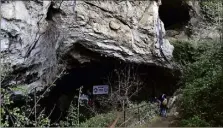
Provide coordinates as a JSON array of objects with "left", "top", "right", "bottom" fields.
[
  {"left": 40, "top": 58, "right": 180, "bottom": 122},
  {"left": 39, "top": 43, "right": 181, "bottom": 123},
  {"left": 45, "top": 2, "right": 65, "bottom": 21},
  {"left": 41, "top": 60, "right": 117, "bottom": 122},
  {"left": 159, "top": 0, "right": 191, "bottom": 30}
]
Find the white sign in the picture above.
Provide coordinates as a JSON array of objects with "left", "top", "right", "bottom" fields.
[{"left": 93, "top": 85, "right": 109, "bottom": 95}]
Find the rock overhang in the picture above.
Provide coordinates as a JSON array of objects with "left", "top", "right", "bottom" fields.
[{"left": 0, "top": 0, "right": 177, "bottom": 93}]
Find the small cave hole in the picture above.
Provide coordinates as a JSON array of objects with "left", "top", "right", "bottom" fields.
[
  {"left": 46, "top": 2, "right": 64, "bottom": 21},
  {"left": 159, "top": 0, "right": 191, "bottom": 30}
]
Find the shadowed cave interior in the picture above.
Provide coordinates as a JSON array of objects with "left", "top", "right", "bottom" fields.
[
  {"left": 159, "top": 0, "right": 191, "bottom": 30},
  {"left": 40, "top": 56, "right": 180, "bottom": 122}
]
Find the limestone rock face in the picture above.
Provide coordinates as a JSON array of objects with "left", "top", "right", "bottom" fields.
[
  {"left": 1, "top": 1, "right": 174, "bottom": 92},
  {"left": 163, "top": 0, "right": 221, "bottom": 42},
  {"left": 167, "top": 89, "right": 183, "bottom": 117}
]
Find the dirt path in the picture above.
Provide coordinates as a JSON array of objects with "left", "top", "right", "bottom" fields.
[{"left": 148, "top": 116, "right": 176, "bottom": 127}]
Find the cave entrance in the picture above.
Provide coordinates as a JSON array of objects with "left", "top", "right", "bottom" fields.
[
  {"left": 40, "top": 46, "right": 181, "bottom": 123},
  {"left": 41, "top": 59, "right": 118, "bottom": 122},
  {"left": 159, "top": 0, "right": 190, "bottom": 30}
]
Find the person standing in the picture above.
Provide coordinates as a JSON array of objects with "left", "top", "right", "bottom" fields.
[
  {"left": 158, "top": 94, "right": 168, "bottom": 117},
  {"left": 87, "top": 90, "right": 93, "bottom": 106}
]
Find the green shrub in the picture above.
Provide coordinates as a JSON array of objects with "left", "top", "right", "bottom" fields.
[
  {"left": 59, "top": 98, "right": 93, "bottom": 127},
  {"left": 79, "top": 112, "right": 117, "bottom": 127},
  {"left": 78, "top": 101, "right": 158, "bottom": 127},
  {"left": 200, "top": 0, "right": 222, "bottom": 24},
  {"left": 171, "top": 41, "right": 197, "bottom": 65},
  {"left": 181, "top": 115, "right": 210, "bottom": 127},
  {"left": 172, "top": 40, "right": 223, "bottom": 126},
  {"left": 1, "top": 88, "right": 50, "bottom": 127},
  {"left": 126, "top": 101, "right": 159, "bottom": 127},
  {"left": 59, "top": 104, "right": 79, "bottom": 127},
  {"left": 171, "top": 40, "right": 215, "bottom": 65}
]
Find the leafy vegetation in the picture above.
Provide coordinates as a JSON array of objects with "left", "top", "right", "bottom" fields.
[
  {"left": 200, "top": 0, "right": 222, "bottom": 24},
  {"left": 79, "top": 111, "right": 117, "bottom": 127},
  {"left": 0, "top": 88, "right": 50, "bottom": 127},
  {"left": 78, "top": 101, "right": 159, "bottom": 127},
  {"left": 171, "top": 39, "right": 223, "bottom": 126},
  {"left": 181, "top": 115, "right": 211, "bottom": 127}
]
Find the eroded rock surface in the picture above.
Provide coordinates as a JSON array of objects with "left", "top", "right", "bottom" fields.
[
  {"left": 160, "top": 0, "right": 222, "bottom": 42},
  {"left": 1, "top": 0, "right": 174, "bottom": 92}
]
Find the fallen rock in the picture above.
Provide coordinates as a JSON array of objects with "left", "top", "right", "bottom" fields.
[{"left": 109, "top": 20, "right": 121, "bottom": 30}]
